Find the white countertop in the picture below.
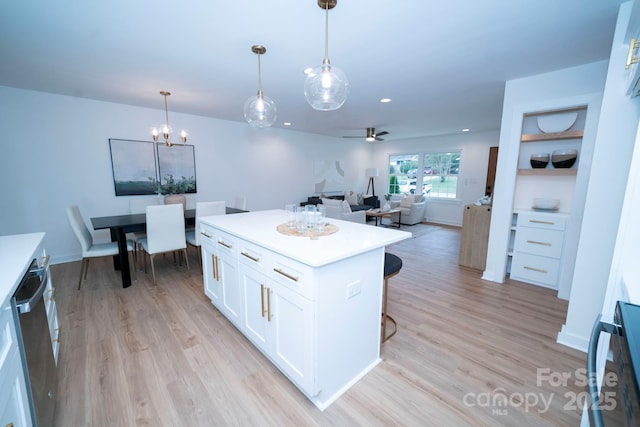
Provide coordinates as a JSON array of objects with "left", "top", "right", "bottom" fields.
[
  {"left": 201, "top": 209, "right": 412, "bottom": 267},
  {"left": 0, "top": 232, "right": 45, "bottom": 307}
]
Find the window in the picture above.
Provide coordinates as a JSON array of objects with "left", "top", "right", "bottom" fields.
[
  {"left": 387, "top": 151, "right": 460, "bottom": 198},
  {"left": 388, "top": 154, "right": 418, "bottom": 195},
  {"left": 422, "top": 152, "right": 460, "bottom": 199}
]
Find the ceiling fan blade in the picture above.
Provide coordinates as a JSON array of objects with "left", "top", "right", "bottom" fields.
[
  {"left": 375, "top": 137, "right": 385, "bottom": 141},
  {"left": 376, "top": 131, "right": 389, "bottom": 137}
]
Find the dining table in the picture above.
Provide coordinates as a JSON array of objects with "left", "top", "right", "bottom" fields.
[{"left": 91, "top": 207, "right": 246, "bottom": 288}]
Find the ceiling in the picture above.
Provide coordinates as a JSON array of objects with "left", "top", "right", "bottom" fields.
[{"left": 0, "top": 0, "right": 625, "bottom": 141}]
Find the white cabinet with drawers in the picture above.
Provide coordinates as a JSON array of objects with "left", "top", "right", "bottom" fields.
[{"left": 510, "top": 211, "right": 569, "bottom": 289}]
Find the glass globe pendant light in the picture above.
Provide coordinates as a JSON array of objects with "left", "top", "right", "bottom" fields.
[
  {"left": 244, "top": 45, "right": 277, "bottom": 127},
  {"left": 304, "top": 0, "right": 349, "bottom": 111}
]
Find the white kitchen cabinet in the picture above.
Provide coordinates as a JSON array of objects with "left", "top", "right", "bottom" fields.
[
  {"left": 510, "top": 211, "right": 568, "bottom": 289},
  {"left": 0, "top": 301, "right": 32, "bottom": 427},
  {"left": 42, "top": 254, "right": 59, "bottom": 365},
  {"left": 201, "top": 224, "right": 243, "bottom": 327},
  {"left": 240, "top": 265, "right": 315, "bottom": 395}
]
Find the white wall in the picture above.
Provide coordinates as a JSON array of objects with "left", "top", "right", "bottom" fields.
[
  {"left": 483, "top": 61, "right": 608, "bottom": 290},
  {"left": 370, "top": 131, "right": 499, "bottom": 226},
  {"left": 558, "top": 0, "right": 640, "bottom": 352},
  {"left": 0, "top": 86, "right": 374, "bottom": 263}
]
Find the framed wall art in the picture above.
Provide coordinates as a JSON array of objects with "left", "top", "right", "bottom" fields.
[{"left": 108, "top": 138, "right": 197, "bottom": 196}]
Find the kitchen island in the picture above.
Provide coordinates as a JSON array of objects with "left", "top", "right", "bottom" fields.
[{"left": 200, "top": 209, "right": 411, "bottom": 410}]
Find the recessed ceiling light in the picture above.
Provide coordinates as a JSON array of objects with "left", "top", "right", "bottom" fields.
[
  {"left": 283, "top": 122, "right": 292, "bottom": 126},
  {"left": 462, "top": 128, "right": 470, "bottom": 132},
  {"left": 380, "top": 98, "right": 392, "bottom": 103}
]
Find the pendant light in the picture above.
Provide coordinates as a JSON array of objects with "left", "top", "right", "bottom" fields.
[
  {"left": 244, "top": 45, "right": 277, "bottom": 127},
  {"left": 304, "top": 0, "right": 349, "bottom": 111},
  {"left": 150, "top": 91, "right": 187, "bottom": 147}
]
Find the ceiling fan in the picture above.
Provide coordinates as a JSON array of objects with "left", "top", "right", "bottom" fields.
[{"left": 343, "top": 127, "right": 389, "bottom": 142}]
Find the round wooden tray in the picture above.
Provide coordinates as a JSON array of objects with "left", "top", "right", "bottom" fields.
[{"left": 276, "top": 223, "right": 338, "bottom": 238}]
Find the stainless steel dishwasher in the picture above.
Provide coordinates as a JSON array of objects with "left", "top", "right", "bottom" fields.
[{"left": 11, "top": 257, "right": 57, "bottom": 426}]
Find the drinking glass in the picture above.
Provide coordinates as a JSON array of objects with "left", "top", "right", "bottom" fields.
[
  {"left": 285, "top": 204, "right": 296, "bottom": 229},
  {"left": 315, "top": 205, "right": 326, "bottom": 233},
  {"left": 304, "top": 205, "right": 317, "bottom": 230},
  {"left": 295, "top": 206, "right": 308, "bottom": 233}
]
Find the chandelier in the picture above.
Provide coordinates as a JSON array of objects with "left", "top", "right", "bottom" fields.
[
  {"left": 304, "top": 0, "right": 349, "bottom": 111},
  {"left": 150, "top": 91, "right": 187, "bottom": 147},
  {"left": 244, "top": 45, "right": 277, "bottom": 127}
]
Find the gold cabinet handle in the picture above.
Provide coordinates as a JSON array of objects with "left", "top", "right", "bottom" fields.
[
  {"left": 627, "top": 38, "right": 640, "bottom": 69},
  {"left": 526, "top": 240, "right": 552, "bottom": 246},
  {"left": 267, "top": 287, "right": 272, "bottom": 322},
  {"left": 529, "top": 219, "right": 554, "bottom": 225},
  {"left": 211, "top": 255, "right": 219, "bottom": 281},
  {"left": 39, "top": 254, "right": 50, "bottom": 268},
  {"left": 524, "top": 266, "right": 548, "bottom": 274},
  {"left": 200, "top": 231, "right": 213, "bottom": 238},
  {"left": 54, "top": 328, "right": 61, "bottom": 343},
  {"left": 214, "top": 255, "right": 220, "bottom": 281},
  {"left": 47, "top": 287, "right": 56, "bottom": 301},
  {"left": 241, "top": 252, "right": 260, "bottom": 263},
  {"left": 273, "top": 268, "right": 299, "bottom": 282},
  {"left": 260, "top": 284, "right": 266, "bottom": 318},
  {"left": 218, "top": 240, "right": 232, "bottom": 249}
]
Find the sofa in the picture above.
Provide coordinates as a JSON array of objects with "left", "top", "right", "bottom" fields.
[
  {"left": 321, "top": 198, "right": 366, "bottom": 224},
  {"left": 389, "top": 194, "right": 427, "bottom": 225},
  {"left": 301, "top": 192, "right": 379, "bottom": 212}
]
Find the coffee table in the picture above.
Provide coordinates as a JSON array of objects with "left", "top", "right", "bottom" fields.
[{"left": 365, "top": 208, "right": 402, "bottom": 228}]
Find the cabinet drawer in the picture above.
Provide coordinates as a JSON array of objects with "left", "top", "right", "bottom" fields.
[
  {"left": 269, "top": 255, "right": 315, "bottom": 301},
  {"left": 517, "top": 212, "right": 566, "bottom": 231},
  {"left": 238, "top": 240, "right": 268, "bottom": 272},
  {"left": 215, "top": 230, "right": 237, "bottom": 257},
  {"left": 511, "top": 253, "right": 560, "bottom": 288},
  {"left": 514, "top": 227, "right": 564, "bottom": 258}
]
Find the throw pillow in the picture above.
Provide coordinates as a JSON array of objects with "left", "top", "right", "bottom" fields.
[
  {"left": 345, "top": 191, "right": 358, "bottom": 206},
  {"left": 341, "top": 200, "right": 352, "bottom": 214},
  {"left": 321, "top": 198, "right": 342, "bottom": 207},
  {"left": 414, "top": 194, "right": 425, "bottom": 203},
  {"left": 357, "top": 192, "right": 364, "bottom": 205},
  {"left": 400, "top": 195, "right": 413, "bottom": 208}
]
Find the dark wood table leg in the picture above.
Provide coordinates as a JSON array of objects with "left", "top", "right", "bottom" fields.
[{"left": 114, "top": 227, "right": 132, "bottom": 288}]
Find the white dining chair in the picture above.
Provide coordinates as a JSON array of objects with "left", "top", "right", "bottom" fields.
[
  {"left": 234, "top": 195, "right": 247, "bottom": 210},
  {"left": 186, "top": 201, "right": 226, "bottom": 264},
  {"left": 66, "top": 205, "right": 136, "bottom": 290},
  {"left": 137, "top": 204, "right": 189, "bottom": 284},
  {"left": 127, "top": 197, "right": 160, "bottom": 255}
]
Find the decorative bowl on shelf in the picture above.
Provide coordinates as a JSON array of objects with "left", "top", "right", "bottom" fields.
[
  {"left": 530, "top": 153, "right": 549, "bottom": 168},
  {"left": 532, "top": 198, "right": 560, "bottom": 211},
  {"left": 537, "top": 111, "right": 578, "bottom": 133},
  {"left": 551, "top": 149, "right": 578, "bottom": 168}
]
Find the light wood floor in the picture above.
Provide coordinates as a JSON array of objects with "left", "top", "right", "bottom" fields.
[{"left": 52, "top": 224, "right": 589, "bottom": 426}]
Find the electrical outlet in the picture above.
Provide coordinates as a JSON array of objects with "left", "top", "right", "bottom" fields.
[{"left": 346, "top": 281, "right": 361, "bottom": 299}]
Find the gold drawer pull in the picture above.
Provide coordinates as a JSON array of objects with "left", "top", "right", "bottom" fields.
[
  {"left": 218, "top": 240, "right": 232, "bottom": 249},
  {"left": 529, "top": 219, "right": 554, "bottom": 225},
  {"left": 526, "top": 240, "right": 552, "bottom": 246},
  {"left": 200, "top": 231, "right": 213, "bottom": 238},
  {"left": 39, "top": 254, "right": 50, "bottom": 268},
  {"left": 241, "top": 252, "right": 260, "bottom": 263},
  {"left": 524, "top": 266, "right": 548, "bottom": 274},
  {"left": 273, "top": 268, "right": 299, "bottom": 282}
]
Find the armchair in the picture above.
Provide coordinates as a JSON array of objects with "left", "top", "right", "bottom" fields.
[
  {"left": 321, "top": 198, "right": 366, "bottom": 224},
  {"left": 389, "top": 195, "right": 427, "bottom": 225}
]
